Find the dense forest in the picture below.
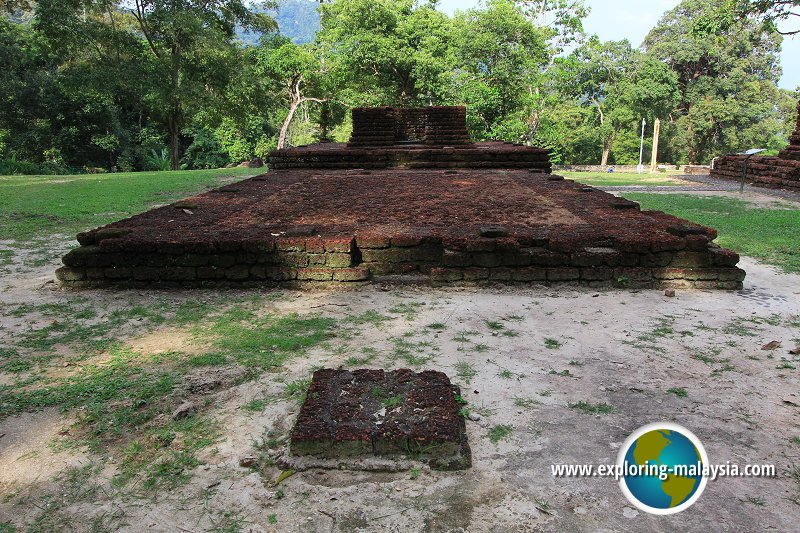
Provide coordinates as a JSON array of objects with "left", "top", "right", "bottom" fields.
[{"left": 0, "top": 0, "right": 797, "bottom": 174}]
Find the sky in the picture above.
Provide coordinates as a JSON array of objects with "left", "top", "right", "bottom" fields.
[{"left": 437, "top": 0, "right": 800, "bottom": 90}]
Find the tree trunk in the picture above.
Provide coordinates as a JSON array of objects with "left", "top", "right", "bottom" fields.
[
  {"left": 601, "top": 139, "right": 611, "bottom": 166},
  {"left": 169, "top": 44, "right": 182, "bottom": 171},
  {"left": 278, "top": 98, "right": 301, "bottom": 150},
  {"left": 168, "top": 114, "right": 180, "bottom": 171}
]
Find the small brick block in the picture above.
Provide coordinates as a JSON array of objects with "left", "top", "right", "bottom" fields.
[{"left": 332, "top": 267, "right": 370, "bottom": 282}]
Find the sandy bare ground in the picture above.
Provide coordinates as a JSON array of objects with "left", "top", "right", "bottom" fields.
[{"left": 0, "top": 245, "right": 799, "bottom": 532}]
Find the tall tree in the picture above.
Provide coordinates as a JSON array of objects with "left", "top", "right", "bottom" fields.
[
  {"left": 644, "top": 0, "right": 783, "bottom": 163},
  {"left": 127, "top": 0, "right": 276, "bottom": 169}
]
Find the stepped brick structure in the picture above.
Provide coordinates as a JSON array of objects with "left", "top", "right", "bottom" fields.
[
  {"left": 289, "top": 369, "right": 470, "bottom": 469},
  {"left": 56, "top": 106, "right": 745, "bottom": 289},
  {"left": 711, "top": 101, "right": 800, "bottom": 191}
]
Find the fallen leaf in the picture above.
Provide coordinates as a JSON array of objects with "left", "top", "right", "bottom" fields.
[
  {"left": 182, "top": 209, "right": 194, "bottom": 215},
  {"left": 762, "top": 341, "right": 781, "bottom": 351},
  {"left": 274, "top": 469, "right": 296, "bottom": 486}
]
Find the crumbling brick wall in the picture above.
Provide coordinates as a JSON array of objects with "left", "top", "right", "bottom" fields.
[
  {"left": 348, "top": 106, "right": 472, "bottom": 147},
  {"left": 711, "top": 100, "right": 800, "bottom": 191}
]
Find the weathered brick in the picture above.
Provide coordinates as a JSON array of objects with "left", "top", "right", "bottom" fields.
[
  {"left": 197, "top": 266, "right": 225, "bottom": 279},
  {"left": 305, "top": 238, "right": 326, "bottom": 254},
  {"left": 332, "top": 267, "right": 371, "bottom": 282},
  {"left": 391, "top": 236, "right": 423, "bottom": 247},
  {"left": 430, "top": 268, "right": 463, "bottom": 282},
  {"left": 56, "top": 267, "right": 86, "bottom": 281},
  {"left": 489, "top": 268, "right": 513, "bottom": 281},
  {"left": 276, "top": 252, "right": 310, "bottom": 267},
  {"left": 297, "top": 268, "right": 334, "bottom": 281},
  {"left": 613, "top": 268, "right": 652, "bottom": 281},
  {"left": 443, "top": 250, "right": 472, "bottom": 267},
  {"left": 161, "top": 267, "right": 197, "bottom": 281},
  {"left": 325, "top": 238, "right": 354, "bottom": 253},
  {"left": 580, "top": 267, "right": 613, "bottom": 281},
  {"left": 546, "top": 268, "right": 580, "bottom": 281},
  {"left": 104, "top": 267, "right": 132, "bottom": 279},
  {"left": 62, "top": 246, "right": 101, "bottom": 267},
  {"left": 176, "top": 254, "right": 209, "bottom": 267},
  {"left": 325, "top": 253, "right": 353, "bottom": 268},
  {"left": 277, "top": 238, "right": 306, "bottom": 252},
  {"left": 511, "top": 267, "right": 547, "bottom": 281},
  {"left": 225, "top": 265, "right": 251, "bottom": 280},
  {"left": 671, "top": 252, "right": 710, "bottom": 268},
  {"left": 209, "top": 254, "right": 236, "bottom": 268},
  {"left": 132, "top": 267, "right": 160, "bottom": 281},
  {"left": 463, "top": 268, "right": 489, "bottom": 281},
  {"left": 355, "top": 235, "right": 390, "bottom": 249},
  {"left": 473, "top": 253, "right": 501, "bottom": 268}
]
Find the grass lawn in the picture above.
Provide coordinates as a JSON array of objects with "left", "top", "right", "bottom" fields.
[
  {"left": 561, "top": 171, "right": 688, "bottom": 186},
  {"left": 0, "top": 167, "right": 264, "bottom": 241},
  {"left": 626, "top": 193, "right": 800, "bottom": 273}
]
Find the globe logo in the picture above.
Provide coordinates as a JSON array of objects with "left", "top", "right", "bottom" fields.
[{"left": 617, "top": 422, "right": 709, "bottom": 515}]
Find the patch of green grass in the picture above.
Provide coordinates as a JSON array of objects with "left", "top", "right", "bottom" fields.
[
  {"left": 568, "top": 360, "right": 584, "bottom": 367},
  {"left": 347, "top": 310, "right": 393, "bottom": 326},
  {"left": 388, "top": 302, "right": 424, "bottom": 319},
  {"left": 115, "top": 416, "right": 218, "bottom": 491},
  {"left": 568, "top": 401, "right": 616, "bottom": 415},
  {"left": 241, "top": 397, "right": 277, "bottom": 412},
  {"left": 455, "top": 361, "right": 478, "bottom": 384},
  {"left": 0, "top": 168, "right": 262, "bottom": 240},
  {"left": 513, "top": 396, "right": 539, "bottom": 409},
  {"left": 284, "top": 379, "right": 311, "bottom": 403},
  {"left": 667, "top": 387, "right": 688, "bottom": 398},
  {"left": 487, "top": 424, "right": 514, "bottom": 444},
  {"left": 470, "top": 343, "right": 490, "bottom": 353},
  {"left": 544, "top": 338, "right": 563, "bottom": 349},
  {"left": 389, "top": 337, "right": 437, "bottom": 366},
  {"left": 0, "top": 349, "right": 176, "bottom": 442},
  {"left": 743, "top": 495, "right": 767, "bottom": 507},
  {"left": 791, "top": 436, "right": 800, "bottom": 445},
  {"left": 453, "top": 330, "right": 480, "bottom": 343},
  {"left": 203, "top": 311, "right": 335, "bottom": 369},
  {"left": 186, "top": 353, "right": 228, "bottom": 367},
  {"left": 410, "top": 466, "right": 421, "bottom": 480},
  {"left": 485, "top": 320, "right": 505, "bottom": 331},
  {"left": 426, "top": 322, "right": 446, "bottom": 331},
  {"left": 538, "top": 389, "right": 554, "bottom": 397},
  {"left": 344, "top": 347, "right": 380, "bottom": 367},
  {"left": 497, "top": 369, "right": 515, "bottom": 379},
  {"left": 624, "top": 194, "right": 800, "bottom": 273},
  {"left": 562, "top": 171, "right": 686, "bottom": 187},
  {"left": 549, "top": 368, "right": 573, "bottom": 377}
]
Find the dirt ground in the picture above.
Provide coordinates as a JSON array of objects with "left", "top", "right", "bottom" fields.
[{"left": 1, "top": 244, "right": 800, "bottom": 531}]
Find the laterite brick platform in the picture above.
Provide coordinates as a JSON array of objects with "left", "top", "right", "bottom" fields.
[
  {"left": 711, "top": 100, "right": 800, "bottom": 191},
  {"left": 57, "top": 106, "right": 745, "bottom": 289},
  {"left": 289, "top": 369, "right": 470, "bottom": 470}
]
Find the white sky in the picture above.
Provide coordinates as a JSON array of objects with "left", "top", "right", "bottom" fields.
[{"left": 437, "top": 0, "right": 800, "bottom": 90}]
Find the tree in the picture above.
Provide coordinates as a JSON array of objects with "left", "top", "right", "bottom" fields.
[
  {"left": 317, "top": 0, "right": 454, "bottom": 106},
  {"left": 555, "top": 38, "right": 677, "bottom": 164},
  {"left": 126, "top": 0, "right": 276, "bottom": 169},
  {"left": 255, "top": 36, "right": 329, "bottom": 149},
  {"left": 644, "top": 0, "right": 783, "bottom": 163},
  {"left": 695, "top": 1, "right": 799, "bottom": 36},
  {"left": 451, "top": 0, "right": 550, "bottom": 140}
]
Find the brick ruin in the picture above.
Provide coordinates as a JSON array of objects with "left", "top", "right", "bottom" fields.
[
  {"left": 289, "top": 369, "right": 470, "bottom": 469},
  {"left": 56, "top": 106, "right": 746, "bottom": 289},
  {"left": 711, "top": 100, "right": 800, "bottom": 191}
]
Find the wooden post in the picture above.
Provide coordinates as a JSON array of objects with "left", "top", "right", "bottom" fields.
[{"left": 650, "top": 118, "right": 661, "bottom": 173}]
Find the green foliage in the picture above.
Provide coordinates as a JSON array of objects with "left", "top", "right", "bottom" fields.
[
  {"left": 0, "top": 167, "right": 261, "bottom": 240},
  {"left": 626, "top": 193, "right": 800, "bottom": 273}
]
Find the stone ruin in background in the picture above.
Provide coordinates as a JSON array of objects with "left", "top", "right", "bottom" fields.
[
  {"left": 56, "top": 106, "right": 746, "bottom": 290},
  {"left": 711, "top": 100, "right": 800, "bottom": 191}
]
